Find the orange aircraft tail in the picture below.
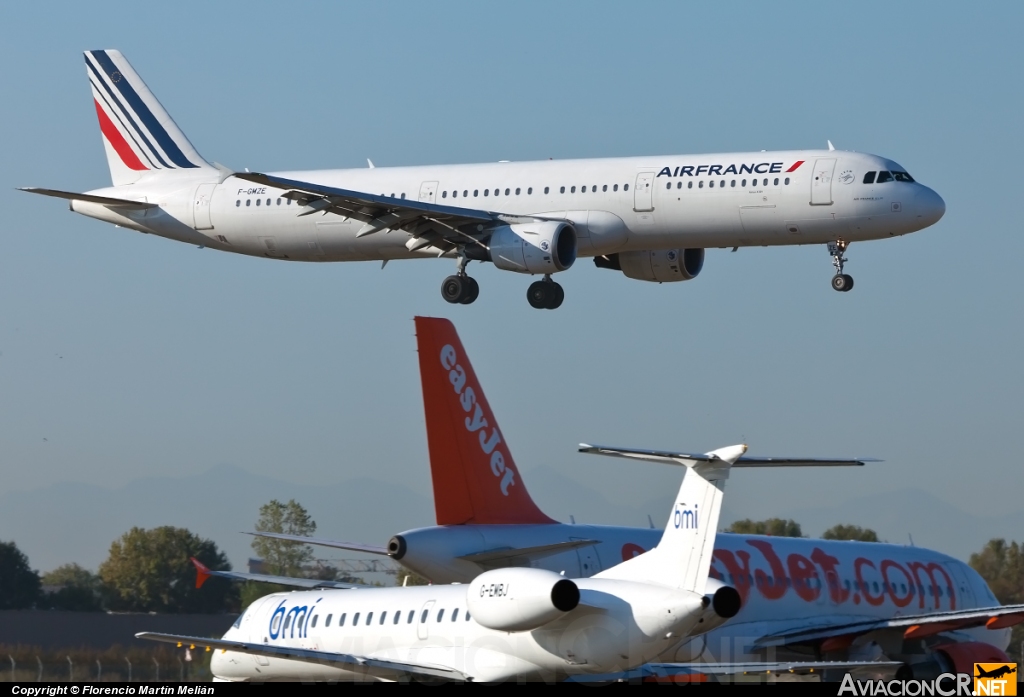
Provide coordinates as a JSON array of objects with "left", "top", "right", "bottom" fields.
[{"left": 415, "top": 317, "right": 555, "bottom": 526}]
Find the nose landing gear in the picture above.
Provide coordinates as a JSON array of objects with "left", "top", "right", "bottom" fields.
[
  {"left": 828, "top": 240, "right": 854, "bottom": 292},
  {"left": 527, "top": 276, "right": 564, "bottom": 310}
]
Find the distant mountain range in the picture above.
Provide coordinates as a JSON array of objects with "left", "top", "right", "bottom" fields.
[{"left": 2, "top": 465, "right": 1017, "bottom": 574}]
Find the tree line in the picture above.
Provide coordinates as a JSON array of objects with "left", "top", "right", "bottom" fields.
[{"left": 0, "top": 499, "right": 320, "bottom": 614}]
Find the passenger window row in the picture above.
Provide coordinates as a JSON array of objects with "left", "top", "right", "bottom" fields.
[
  {"left": 441, "top": 183, "right": 631, "bottom": 200},
  {"left": 862, "top": 171, "right": 915, "bottom": 184},
  {"left": 236, "top": 198, "right": 295, "bottom": 208},
  {"left": 307, "top": 607, "right": 473, "bottom": 629},
  {"left": 666, "top": 178, "right": 790, "bottom": 190}
]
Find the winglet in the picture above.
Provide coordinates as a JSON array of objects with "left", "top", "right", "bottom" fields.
[{"left": 191, "top": 557, "right": 211, "bottom": 589}]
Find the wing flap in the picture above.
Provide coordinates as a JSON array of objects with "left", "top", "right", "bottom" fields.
[{"left": 135, "top": 632, "right": 467, "bottom": 681}]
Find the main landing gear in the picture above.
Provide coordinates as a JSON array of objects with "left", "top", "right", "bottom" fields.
[
  {"left": 527, "top": 276, "right": 564, "bottom": 310},
  {"left": 441, "top": 274, "right": 479, "bottom": 305},
  {"left": 828, "top": 240, "right": 854, "bottom": 292}
]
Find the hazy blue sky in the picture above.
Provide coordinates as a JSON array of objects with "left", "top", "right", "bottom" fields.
[{"left": 2, "top": 2, "right": 1022, "bottom": 570}]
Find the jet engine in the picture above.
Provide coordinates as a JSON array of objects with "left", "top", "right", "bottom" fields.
[
  {"left": 478, "top": 221, "right": 577, "bottom": 275},
  {"left": 466, "top": 568, "right": 580, "bottom": 632},
  {"left": 898, "top": 641, "right": 1011, "bottom": 680},
  {"left": 595, "top": 248, "right": 704, "bottom": 282},
  {"left": 692, "top": 578, "right": 742, "bottom": 634}
]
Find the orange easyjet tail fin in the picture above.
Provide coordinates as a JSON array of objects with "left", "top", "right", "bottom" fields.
[{"left": 415, "top": 317, "right": 555, "bottom": 526}]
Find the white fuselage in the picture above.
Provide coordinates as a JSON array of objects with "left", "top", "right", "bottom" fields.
[
  {"left": 212, "top": 577, "right": 701, "bottom": 682},
  {"left": 72, "top": 149, "right": 944, "bottom": 265}
]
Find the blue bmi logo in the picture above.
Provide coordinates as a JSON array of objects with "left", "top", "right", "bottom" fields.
[{"left": 673, "top": 503, "right": 698, "bottom": 530}]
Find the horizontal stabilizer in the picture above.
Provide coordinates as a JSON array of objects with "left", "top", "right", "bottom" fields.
[
  {"left": 18, "top": 187, "right": 155, "bottom": 210},
  {"left": 244, "top": 531, "right": 388, "bottom": 556},
  {"left": 135, "top": 632, "right": 467, "bottom": 681},
  {"left": 458, "top": 539, "right": 600, "bottom": 565},
  {"left": 190, "top": 557, "right": 363, "bottom": 590},
  {"left": 579, "top": 444, "right": 877, "bottom": 468}
]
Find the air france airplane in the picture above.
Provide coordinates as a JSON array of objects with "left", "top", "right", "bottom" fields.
[
  {"left": 23, "top": 50, "right": 945, "bottom": 309},
  {"left": 240, "top": 317, "right": 1024, "bottom": 680}
]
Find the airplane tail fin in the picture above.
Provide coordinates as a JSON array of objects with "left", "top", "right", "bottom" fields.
[
  {"left": 595, "top": 444, "right": 745, "bottom": 592},
  {"left": 84, "top": 50, "right": 213, "bottom": 186},
  {"left": 414, "top": 317, "right": 556, "bottom": 526}
]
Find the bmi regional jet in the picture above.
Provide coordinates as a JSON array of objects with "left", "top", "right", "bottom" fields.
[
  {"left": 223, "top": 318, "right": 1024, "bottom": 681},
  {"left": 22, "top": 50, "right": 945, "bottom": 309}
]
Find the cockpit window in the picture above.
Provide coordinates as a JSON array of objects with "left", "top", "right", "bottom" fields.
[
  {"left": 232, "top": 613, "right": 243, "bottom": 629},
  {"left": 892, "top": 171, "right": 915, "bottom": 182},
  {"left": 863, "top": 171, "right": 876, "bottom": 184},
  {"left": 876, "top": 171, "right": 894, "bottom": 183}
]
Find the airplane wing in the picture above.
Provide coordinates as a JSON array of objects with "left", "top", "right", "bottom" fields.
[
  {"left": 755, "top": 604, "right": 1024, "bottom": 649},
  {"left": 235, "top": 172, "right": 521, "bottom": 255},
  {"left": 135, "top": 632, "right": 467, "bottom": 682},
  {"left": 190, "top": 557, "right": 366, "bottom": 590},
  {"left": 458, "top": 539, "right": 601, "bottom": 565},
  {"left": 579, "top": 444, "right": 878, "bottom": 468},
  {"left": 569, "top": 660, "right": 901, "bottom": 682},
  {"left": 19, "top": 187, "right": 156, "bottom": 210},
  {"left": 244, "top": 531, "right": 388, "bottom": 556}
]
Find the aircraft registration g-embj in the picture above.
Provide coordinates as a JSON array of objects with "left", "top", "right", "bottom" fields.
[
  {"left": 23, "top": 50, "right": 945, "bottom": 309},
  {"left": 226, "top": 317, "right": 1024, "bottom": 682}
]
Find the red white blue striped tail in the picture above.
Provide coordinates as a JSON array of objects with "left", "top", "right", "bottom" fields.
[{"left": 85, "top": 50, "right": 213, "bottom": 186}]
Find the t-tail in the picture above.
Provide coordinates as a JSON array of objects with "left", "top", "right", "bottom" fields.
[
  {"left": 84, "top": 49, "right": 214, "bottom": 186},
  {"left": 594, "top": 444, "right": 746, "bottom": 592},
  {"left": 414, "top": 316, "right": 555, "bottom": 526}
]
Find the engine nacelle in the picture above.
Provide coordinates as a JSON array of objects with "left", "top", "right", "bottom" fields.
[
  {"left": 466, "top": 568, "right": 580, "bottom": 632},
  {"left": 691, "top": 578, "right": 742, "bottom": 634},
  {"left": 484, "top": 221, "right": 577, "bottom": 275},
  {"left": 899, "top": 642, "right": 1011, "bottom": 681},
  {"left": 604, "top": 248, "right": 704, "bottom": 283}
]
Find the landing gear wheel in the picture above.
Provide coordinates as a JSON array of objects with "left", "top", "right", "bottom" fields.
[
  {"left": 527, "top": 280, "right": 564, "bottom": 309},
  {"left": 827, "top": 240, "right": 854, "bottom": 292},
  {"left": 527, "top": 281, "right": 553, "bottom": 309},
  {"left": 460, "top": 276, "right": 480, "bottom": 304},
  {"left": 441, "top": 275, "right": 466, "bottom": 304},
  {"left": 441, "top": 275, "right": 479, "bottom": 304},
  {"left": 549, "top": 282, "right": 564, "bottom": 309}
]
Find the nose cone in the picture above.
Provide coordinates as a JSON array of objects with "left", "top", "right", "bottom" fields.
[{"left": 915, "top": 186, "right": 945, "bottom": 228}]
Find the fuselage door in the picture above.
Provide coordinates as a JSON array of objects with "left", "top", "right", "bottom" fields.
[
  {"left": 633, "top": 172, "right": 655, "bottom": 212},
  {"left": 193, "top": 183, "right": 216, "bottom": 230},
  {"left": 810, "top": 158, "right": 836, "bottom": 205},
  {"left": 572, "top": 539, "right": 601, "bottom": 576},
  {"left": 419, "top": 181, "right": 438, "bottom": 205},
  {"left": 416, "top": 600, "right": 436, "bottom": 640}
]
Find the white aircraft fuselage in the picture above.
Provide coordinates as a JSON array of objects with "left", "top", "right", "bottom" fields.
[
  {"left": 212, "top": 576, "right": 701, "bottom": 682},
  {"left": 74, "top": 150, "right": 944, "bottom": 264}
]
